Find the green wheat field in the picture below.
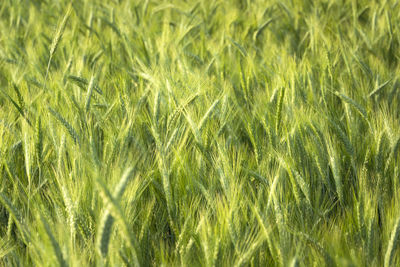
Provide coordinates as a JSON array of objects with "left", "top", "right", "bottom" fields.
[{"left": 1, "top": 0, "right": 400, "bottom": 266}]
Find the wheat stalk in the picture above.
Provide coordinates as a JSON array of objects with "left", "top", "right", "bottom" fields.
[
  {"left": 43, "top": 3, "right": 72, "bottom": 89},
  {"left": 384, "top": 217, "right": 400, "bottom": 267}
]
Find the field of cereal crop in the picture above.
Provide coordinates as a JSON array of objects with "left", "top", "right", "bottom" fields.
[{"left": 0, "top": 1, "right": 400, "bottom": 266}]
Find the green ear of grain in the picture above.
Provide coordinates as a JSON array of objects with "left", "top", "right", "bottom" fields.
[
  {"left": 234, "top": 235, "right": 265, "bottom": 267},
  {"left": 253, "top": 19, "right": 274, "bottom": 41},
  {"left": 154, "top": 90, "right": 161, "bottom": 126},
  {"left": 165, "top": 128, "right": 179, "bottom": 152},
  {"left": 67, "top": 75, "right": 103, "bottom": 94},
  {"left": 60, "top": 185, "right": 76, "bottom": 243},
  {"left": 0, "top": 193, "right": 29, "bottom": 244},
  {"left": 229, "top": 38, "right": 247, "bottom": 57},
  {"left": 184, "top": 111, "right": 201, "bottom": 143},
  {"left": 293, "top": 170, "right": 311, "bottom": 205},
  {"left": 300, "top": 232, "right": 335, "bottom": 267},
  {"left": 6, "top": 212, "right": 15, "bottom": 240},
  {"left": 252, "top": 204, "right": 277, "bottom": 261},
  {"left": 167, "top": 93, "right": 199, "bottom": 130},
  {"left": 96, "top": 167, "right": 139, "bottom": 262},
  {"left": 1, "top": 90, "right": 32, "bottom": 126},
  {"left": 23, "top": 132, "right": 31, "bottom": 192},
  {"left": 44, "top": 3, "right": 72, "bottom": 88},
  {"left": 368, "top": 79, "right": 391, "bottom": 98},
  {"left": 49, "top": 4, "right": 72, "bottom": 57},
  {"left": 97, "top": 212, "right": 115, "bottom": 258},
  {"left": 384, "top": 217, "right": 400, "bottom": 267},
  {"left": 35, "top": 117, "right": 43, "bottom": 165},
  {"left": 376, "top": 132, "right": 389, "bottom": 174},
  {"left": 329, "top": 153, "right": 344, "bottom": 206},
  {"left": 334, "top": 91, "right": 367, "bottom": 120},
  {"left": 198, "top": 99, "right": 220, "bottom": 133},
  {"left": 275, "top": 88, "right": 285, "bottom": 133},
  {"left": 328, "top": 118, "right": 354, "bottom": 157},
  {"left": 114, "top": 167, "right": 135, "bottom": 200},
  {"left": 119, "top": 92, "right": 127, "bottom": 118},
  {"left": 12, "top": 84, "right": 24, "bottom": 110},
  {"left": 159, "top": 157, "right": 175, "bottom": 233},
  {"left": 40, "top": 216, "right": 69, "bottom": 267},
  {"left": 49, "top": 107, "right": 81, "bottom": 146},
  {"left": 85, "top": 76, "right": 95, "bottom": 113}
]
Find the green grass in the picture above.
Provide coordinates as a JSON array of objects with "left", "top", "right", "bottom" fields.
[{"left": 0, "top": 0, "right": 400, "bottom": 266}]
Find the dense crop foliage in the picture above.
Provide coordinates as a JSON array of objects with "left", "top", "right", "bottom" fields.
[{"left": 1, "top": 0, "right": 400, "bottom": 266}]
